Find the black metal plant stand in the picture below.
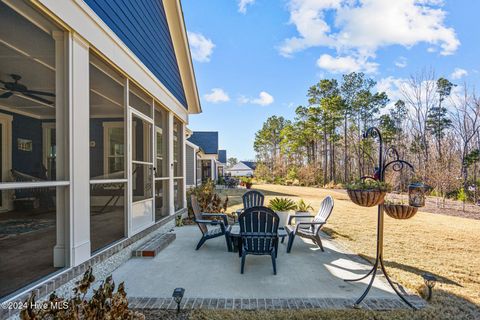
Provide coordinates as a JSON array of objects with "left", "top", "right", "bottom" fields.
[{"left": 344, "top": 127, "right": 416, "bottom": 310}]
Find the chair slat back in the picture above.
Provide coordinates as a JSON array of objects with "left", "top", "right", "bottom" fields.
[
  {"left": 191, "top": 195, "right": 208, "bottom": 234},
  {"left": 312, "top": 196, "right": 334, "bottom": 234},
  {"left": 242, "top": 190, "right": 265, "bottom": 209},
  {"left": 239, "top": 206, "right": 278, "bottom": 254}
]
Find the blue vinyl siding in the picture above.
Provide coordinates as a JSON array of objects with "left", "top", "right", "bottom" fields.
[{"left": 84, "top": 0, "right": 188, "bottom": 109}]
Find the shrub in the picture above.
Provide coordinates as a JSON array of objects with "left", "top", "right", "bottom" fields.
[
  {"left": 20, "top": 267, "right": 144, "bottom": 320},
  {"left": 345, "top": 179, "right": 390, "bottom": 192},
  {"left": 187, "top": 180, "right": 228, "bottom": 217},
  {"left": 268, "top": 197, "right": 297, "bottom": 211},
  {"left": 296, "top": 199, "right": 313, "bottom": 212}
]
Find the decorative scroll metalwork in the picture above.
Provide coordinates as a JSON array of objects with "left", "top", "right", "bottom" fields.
[{"left": 345, "top": 127, "right": 416, "bottom": 310}]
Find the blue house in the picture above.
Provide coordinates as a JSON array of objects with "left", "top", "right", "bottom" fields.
[
  {"left": 0, "top": 0, "right": 200, "bottom": 306},
  {"left": 186, "top": 131, "right": 227, "bottom": 184}
]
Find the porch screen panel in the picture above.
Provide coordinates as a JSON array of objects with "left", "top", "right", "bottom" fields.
[
  {"left": 89, "top": 52, "right": 126, "bottom": 252},
  {"left": 173, "top": 118, "right": 184, "bottom": 211},
  {"left": 154, "top": 102, "right": 169, "bottom": 221},
  {"left": 0, "top": 2, "right": 69, "bottom": 299}
]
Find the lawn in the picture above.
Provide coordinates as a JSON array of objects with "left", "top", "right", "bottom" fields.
[{"left": 202, "top": 184, "right": 480, "bottom": 319}]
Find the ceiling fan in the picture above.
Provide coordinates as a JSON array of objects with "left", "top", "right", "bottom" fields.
[{"left": 0, "top": 74, "right": 55, "bottom": 105}]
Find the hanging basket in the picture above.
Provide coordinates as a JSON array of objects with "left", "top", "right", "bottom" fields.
[
  {"left": 384, "top": 204, "right": 418, "bottom": 219},
  {"left": 347, "top": 189, "right": 386, "bottom": 207}
]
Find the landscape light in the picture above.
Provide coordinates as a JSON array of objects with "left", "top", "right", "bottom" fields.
[
  {"left": 172, "top": 287, "right": 185, "bottom": 313},
  {"left": 422, "top": 273, "right": 437, "bottom": 301}
]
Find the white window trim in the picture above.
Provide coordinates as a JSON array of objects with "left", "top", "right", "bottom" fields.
[{"left": 102, "top": 121, "right": 124, "bottom": 176}]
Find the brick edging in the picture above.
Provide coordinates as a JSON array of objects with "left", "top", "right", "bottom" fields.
[{"left": 129, "top": 296, "right": 426, "bottom": 311}]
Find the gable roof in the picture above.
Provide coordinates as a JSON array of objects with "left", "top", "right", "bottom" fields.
[
  {"left": 187, "top": 131, "right": 218, "bottom": 154},
  {"left": 218, "top": 150, "right": 227, "bottom": 164},
  {"left": 241, "top": 161, "right": 256, "bottom": 170}
]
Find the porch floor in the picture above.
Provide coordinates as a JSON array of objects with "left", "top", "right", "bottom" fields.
[{"left": 112, "top": 225, "right": 424, "bottom": 310}]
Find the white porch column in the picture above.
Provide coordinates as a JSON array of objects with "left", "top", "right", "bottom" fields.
[
  {"left": 53, "top": 30, "right": 68, "bottom": 267},
  {"left": 69, "top": 34, "right": 91, "bottom": 266},
  {"left": 168, "top": 112, "right": 175, "bottom": 214},
  {"left": 211, "top": 159, "right": 215, "bottom": 180}
]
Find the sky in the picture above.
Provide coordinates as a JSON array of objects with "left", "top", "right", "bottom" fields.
[{"left": 182, "top": 0, "right": 480, "bottom": 161}]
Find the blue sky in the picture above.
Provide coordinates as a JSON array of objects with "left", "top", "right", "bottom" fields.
[{"left": 182, "top": 0, "right": 480, "bottom": 161}]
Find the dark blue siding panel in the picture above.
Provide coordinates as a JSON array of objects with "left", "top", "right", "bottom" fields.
[{"left": 84, "top": 0, "right": 188, "bottom": 109}]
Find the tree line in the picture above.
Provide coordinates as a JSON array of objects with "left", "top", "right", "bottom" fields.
[{"left": 253, "top": 69, "right": 480, "bottom": 204}]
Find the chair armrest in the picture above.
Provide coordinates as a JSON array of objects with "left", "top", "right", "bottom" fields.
[
  {"left": 287, "top": 214, "right": 314, "bottom": 225},
  {"left": 202, "top": 213, "right": 229, "bottom": 226},
  {"left": 195, "top": 219, "right": 222, "bottom": 225},
  {"left": 295, "top": 221, "right": 326, "bottom": 233}
]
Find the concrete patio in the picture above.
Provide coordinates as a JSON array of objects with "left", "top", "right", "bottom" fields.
[{"left": 113, "top": 225, "right": 424, "bottom": 310}]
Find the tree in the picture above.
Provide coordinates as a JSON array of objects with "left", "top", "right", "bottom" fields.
[
  {"left": 427, "top": 77, "right": 454, "bottom": 159},
  {"left": 401, "top": 68, "right": 438, "bottom": 177},
  {"left": 254, "top": 116, "right": 290, "bottom": 168},
  {"left": 227, "top": 157, "right": 238, "bottom": 167},
  {"left": 450, "top": 85, "right": 480, "bottom": 189}
]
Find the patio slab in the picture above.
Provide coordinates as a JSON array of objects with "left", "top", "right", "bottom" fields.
[{"left": 112, "top": 225, "right": 424, "bottom": 310}]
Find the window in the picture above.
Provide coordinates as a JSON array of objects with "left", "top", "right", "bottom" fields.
[
  {"left": 103, "top": 122, "right": 124, "bottom": 176},
  {"left": 0, "top": 2, "right": 68, "bottom": 299},
  {"left": 89, "top": 52, "right": 126, "bottom": 252}
]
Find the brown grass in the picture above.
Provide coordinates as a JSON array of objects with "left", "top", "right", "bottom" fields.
[{"left": 204, "top": 184, "right": 480, "bottom": 319}]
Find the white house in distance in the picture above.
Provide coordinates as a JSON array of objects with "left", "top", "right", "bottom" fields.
[
  {"left": 227, "top": 161, "right": 256, "bottom": 177},
  {"left": 0, "top": 0, "right": 201, "bottom": 307}
]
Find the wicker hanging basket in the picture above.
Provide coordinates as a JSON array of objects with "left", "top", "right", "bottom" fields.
[
  {"left": 347, "top": 189, "right": 386, "bottom": 207},
  {"left": 384, "top": 204, "right": 418, "bottom": 219}
]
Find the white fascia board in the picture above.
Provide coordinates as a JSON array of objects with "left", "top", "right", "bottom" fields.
[
  {"left": 185, "top": 140, "right": 199, "bottom": 151},
  {"left": 34, "top": 0, "right": 189, "bottom": 123}
]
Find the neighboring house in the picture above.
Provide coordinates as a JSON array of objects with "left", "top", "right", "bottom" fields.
[
  {"left": 187, "top": 131, "right": 220, "bottom": 182},
  {"left": 0, "top": 0, "right": 200, "bottom": 304},
  {"left": 227, "top": 161, "right": 256, "bottom": 177}
]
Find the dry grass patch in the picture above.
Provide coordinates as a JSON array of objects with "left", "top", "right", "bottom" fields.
[{"left": 216, "top": 184, "right": 480, "bottom": 319}]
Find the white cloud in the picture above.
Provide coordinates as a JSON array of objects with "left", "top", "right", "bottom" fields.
[
  {"left": 238, "top": 0, "right": 255, "bottom": 14},
  {"left": 395, "top": 56, "right": 408, "bottom": 68},
  {"left": 451, "top": 68, "right": 468, "bottom": 80},
  {"left": 204, "top": 88, "right": 230, "bottom": 103},
  {"left": 187, "top": 32, "right": 215, "bottom": 62},
  {"left": 280, "top": 0, "right": 460, "bottom": 72},
  {"left": 239, "top": 91, "right": 275, "bottom": 106},
  {"left": 376, "top": 76, "right": 408, "bottom": 104},
  {"left": 317, "top": 54, "right": 378, "bottom": 74}
]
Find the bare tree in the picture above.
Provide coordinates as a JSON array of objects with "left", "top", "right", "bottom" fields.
[
  {"left": 450, "top": 84, "right": 480, "bottom": 188},
  {"left": 400, "top": 68, "right": 438, "bottom": 177}
]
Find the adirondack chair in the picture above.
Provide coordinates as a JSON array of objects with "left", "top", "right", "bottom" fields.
[
  {"left": 191, "top": 195, "right": 232, "bottom": 251},
  {"left": 234, "top": 190, "right": 265, "bottom": 221},
  {"left": 285, "top": 196, "right": 334, "bottom": 253},
  {"left": 238, "top": 206, "right": 279, "bottom": 275}
]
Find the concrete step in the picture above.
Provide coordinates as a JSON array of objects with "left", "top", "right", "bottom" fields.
[{"left": 132, "top": 232, "right": 176, "bottom": 258}]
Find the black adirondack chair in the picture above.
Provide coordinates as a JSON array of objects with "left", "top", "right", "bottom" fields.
[
  {"left": 191, "top": 195, "right": 232, "bottom": 251},
  {"left": 238, "top": 206, "right": 279, "bottom": 275},
  {"left": 285, "top": 196, "right": 334, "bottom": 253},
  {"left": 234, "top": 190, "right": 265, "bottom": 220}
]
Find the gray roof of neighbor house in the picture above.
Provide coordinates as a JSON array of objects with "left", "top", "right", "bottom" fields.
[
  {"left": 241, "top": 161, "right": 256, "bottom": 170},
  {"left": 187, "top": 131, "right": 218, "bottom": 154},
  {"left": 218, "top": 150, "right": 227, "bottom": 164}
]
